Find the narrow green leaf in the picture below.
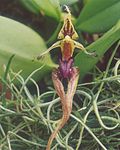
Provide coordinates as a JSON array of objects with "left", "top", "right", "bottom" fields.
[
  {"left": 59, "top": 0, "right": 78, "bottom": 5},
  {"left": 76, "top": 0, "right": 120, "bottom": 33},
  {"left": 2, "top": 55, "right": 15, "bottom": 105},
  {"left": 75, "top": 20, "right": 120, "bottom": 78},
  {"left": 33, "top": 0, "right": 61, "bottom": 20},
  {"left": 20, "top": 0, "right": 61, "bottom": 20},
  {"left": 3, "top": 55, "right": 15, "bottom": 82},
  {"left": 20, "top": 0, "right": 40, "bottom": 14},
  {"left": 0, "top": 16, "right": 55, "bottom": 81}
]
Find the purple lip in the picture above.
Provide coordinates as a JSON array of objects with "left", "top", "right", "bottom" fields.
[{"left": 58, "top": 57, "right": 74, "bottom": 79}]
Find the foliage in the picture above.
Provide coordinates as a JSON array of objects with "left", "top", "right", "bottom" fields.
[
  {"left": 76, "top": 0, "right": 120, "bottom": 33},
  {"left": 0, "top": 16, "right": 54, "bottom": 81},
  {"left": 0, "top": 0, "right": 120, "bottom": 80},
  {"left": 75, "top": 20, "right": 120, "bottom": 78}
]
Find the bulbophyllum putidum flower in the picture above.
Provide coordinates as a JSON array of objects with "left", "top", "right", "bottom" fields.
[
  {"left": 46, "top": 67, "right": 79, "bottom": 150},
  {"left": 37, "top": 5, "right": 95, "bottom": 150}
]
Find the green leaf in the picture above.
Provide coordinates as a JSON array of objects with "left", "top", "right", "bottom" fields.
[
  {"left": 0, "top": 16, "right": 55, "bottom": 81},
  {"left": 33, "top": 0, "right": 61, "bottom": 20},
  {"left": 76, "top": 0, "right": 120, "bottom": 33},
  {"left": 20, "top": 0, "right": 61, "bottom": 20},
  {"left": 83, "top": 0, "right": 89, "bottom": 5},
  {"left": 20, "top": 0, "right": 40, "bottom": 14},
  {"left": 2, "top": 55, "right": 15, "bottom": 105},
  {"left": 59, "top": 0, "right": 78, "bottom": 5},
  {"left": 75, "top": 20, "right": 120, "bottom": 78}
]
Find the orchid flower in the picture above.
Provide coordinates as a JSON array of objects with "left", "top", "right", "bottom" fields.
[{"left": 37, "top": 5, "right": 95, "bottom": 150}]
